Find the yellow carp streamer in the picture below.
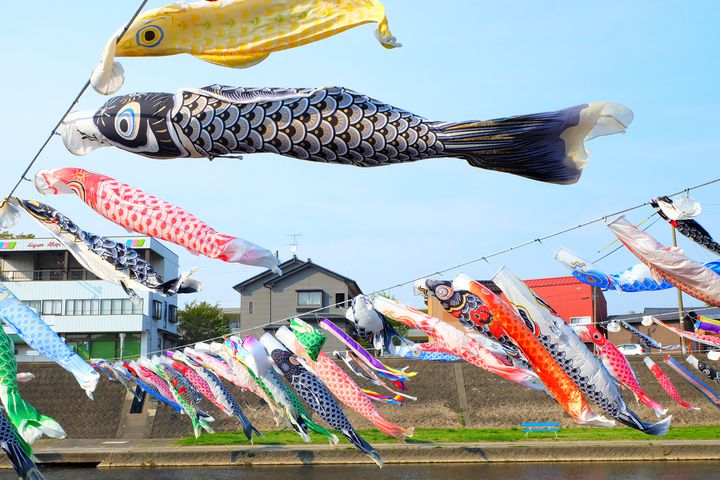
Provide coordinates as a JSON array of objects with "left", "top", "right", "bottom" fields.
[{"left": 92, "top": 0, "right": 400, "bottom": 94}]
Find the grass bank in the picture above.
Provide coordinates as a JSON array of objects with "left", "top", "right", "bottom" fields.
[{"left": 178, "top": 425, "right": 720, "bottom": 446}]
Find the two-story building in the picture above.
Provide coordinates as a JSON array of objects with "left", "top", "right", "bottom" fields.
[
  {"left": 0, "top": 237, "right": 181, "bottom": 361},
  {"left": 233, "top": 256, "right": 362, "bottom": 352}
]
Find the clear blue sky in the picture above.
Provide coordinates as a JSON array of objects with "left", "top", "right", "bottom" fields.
[{"left": 2, "top": 1, "right": 718, "bottom": 316}]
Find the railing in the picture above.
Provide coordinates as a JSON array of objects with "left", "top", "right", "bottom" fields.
[{"left": 0, "top": 269, "right": 98, "bottom": 282}]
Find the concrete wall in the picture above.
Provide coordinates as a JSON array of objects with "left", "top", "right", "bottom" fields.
[{"left": 18, "top": 357, "right": 720, "bottom": 440}]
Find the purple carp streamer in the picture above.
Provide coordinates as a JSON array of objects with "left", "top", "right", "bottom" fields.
[
  {"left": 609, "top": 216, "right": 720, "bottom": 306},
  {"left": 62, "top": 85, "right": 632, "bottom": 185},
  {"left": 652, "top": 196, "right": 720, "bottom": 255}
]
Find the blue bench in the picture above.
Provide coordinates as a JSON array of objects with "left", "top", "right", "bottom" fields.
[{"left": 521, "top": 421, "right": 560, "bottom": 439}]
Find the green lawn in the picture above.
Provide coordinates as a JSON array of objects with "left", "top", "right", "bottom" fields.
[{"left": 178, "top": 425, "right": 720, "bottom": 446}]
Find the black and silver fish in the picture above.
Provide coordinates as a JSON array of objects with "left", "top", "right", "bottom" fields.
[
  {"left": 260, "top": 334, "right": 382, "bottom": 467},
  {"left": 62, "top": 85, "right": 633, "bottom": 185},
  {"left": 616, "top": 320, "right": 679, "bottom": 351},
  {"left": 652, "top": 196, "right": 720, "bottom": 255},
  {"left": 1, "top": 197, "right": 202, "bottom": 302}
]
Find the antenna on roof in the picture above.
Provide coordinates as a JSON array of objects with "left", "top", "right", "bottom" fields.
[{"left": 288, "top": 233, "right": 302, "bottom": 258}]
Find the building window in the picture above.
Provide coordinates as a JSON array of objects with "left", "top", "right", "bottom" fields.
[
  {"left": 248, "top": 302, "right": 253, "bottom": 314},
  {"left": 41, "top": 300, "right": 62, "bottom": 315},
  {"left": 152, "top": 300, "right": 163, "bottom": 320},
  {"left": 22, "top": 300, "right": 41, "bottom": 313},
  {"left": 66, "top": 299, "right": 100, "bottom": 316},
  {"left": 335, "top": 293, "right": 346, "bottom": 307},
  {"left": 111, "top": 299, "right": 123, "bottom": 315},
  {"left": 297, "top": 290, "right": 322, "bottom": 307},
  {"left": 168, "top": 305, "right": 177, "bottom": 323},
  {"left": 132, "top": 300, "right": 143, "bottom": 315},
  {"left": 570, "top": 316, "right": 592, "bottom": 325},
  {"left": 68, "top": 298, "right": 141, "bottom": 316}
]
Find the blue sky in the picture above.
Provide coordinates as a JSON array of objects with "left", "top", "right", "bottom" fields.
[{"left": 2, "top": 1, "right": 719, "bottom": 316}]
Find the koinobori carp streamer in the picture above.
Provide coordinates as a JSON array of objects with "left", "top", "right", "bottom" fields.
[
  {"left": 62, "top": 85, "right": 632, "bottom": 185},
  {"left": 608, "top": 216, "right": 720, "bottom": 307},
  {"left": 0, "top": 197, "right": 202, "bottom": 302},
  {"left": 91, "top": 0, "right": 400, "bottom": 94},
  {"left": 34, "top": 167, "right": 281, "bottom": 274},
  {"left": 0, "top": 284, "right": 99, "bottom": 398},
  {"left": 492, "top": 267, "right": 669, "bottom": 434}
]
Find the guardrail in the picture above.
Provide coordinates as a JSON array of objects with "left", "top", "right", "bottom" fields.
[{"left": 0, "top": 269, "right": 98, "bottom": 282}]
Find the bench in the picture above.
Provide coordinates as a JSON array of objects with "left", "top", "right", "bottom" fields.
[{"left": 521, "top": 421, "right": 560, "bottom": 439}]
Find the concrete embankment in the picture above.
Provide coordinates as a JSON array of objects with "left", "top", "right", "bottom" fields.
[{"left": 5, "top": 438, "right": 718, "bottom": 468}]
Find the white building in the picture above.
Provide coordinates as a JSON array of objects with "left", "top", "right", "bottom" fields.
[{"left": 0, "top": 236, "right": 180, "bottom": 361}]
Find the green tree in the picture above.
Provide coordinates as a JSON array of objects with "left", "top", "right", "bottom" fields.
[
  {"left": 0, "top": 230, "right": 34, "bottom": 239},
  {"left": 177, "top": 301, "right": 230, "bottom": 345}
]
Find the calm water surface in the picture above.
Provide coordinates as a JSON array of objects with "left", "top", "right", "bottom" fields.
[{"left": 40, "top": 462, "right": 719, "bottom": 480}]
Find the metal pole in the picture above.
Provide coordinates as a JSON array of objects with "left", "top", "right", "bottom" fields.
[{"left": 671, "top": 227, "right": 688, "bottom": 354}]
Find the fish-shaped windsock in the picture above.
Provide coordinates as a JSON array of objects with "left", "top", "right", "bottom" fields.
[
  {"left": 447, "top": 275, "right": 615, "bottom": 427},
  {"left": 91, "top": 0, "right": 400, "bottom": 95},
  {"left": 280, "top": 320, "right": 413, "bottom": 441},
  {"left": 689, "top": 312, "right": 720, "bottom": 334},
  {"left": 370, "top": 296, "right": 547, "bottom": 393},
  {"left": 34, "top": 168, "right": 280, "bottom": 274},
  {"left": 664, "top": 356, "right": 720, "bottom": 410},
  {"left": 261, "top": 334, "right": 382, "bottom": 467},
  {"left": 124, "top": 361, "right": 183, "bottom": 412},
  {"left": 0, "top": 407, "right": 46, "bottom": 480},
  {"left": 0, "top": 197, "right": 202, "bottom": 303},
  {"left": 652, "top": 196, "right": 720, "bottom": 256},
  {"left": 492, "top": 267, "right": 671, "bottom": 434},
  {"left": 168, "top": 351, "right": 260, "bottom": 442},
  {"left": 575, "top": 325, "right": 668, "bottom": 418},
  {"left": 608, "top": 216, "right": 720, "bottom": 307},
  {"left": 652, "top": 317, "right": 720, "bottom": 349},
  {"left": 0, "top": 284, "right": 99, "bottom": 398},
  {"left": 644, "top": 357, "right": 698, "bottom": 410},
  {"left": 144, "top": 357, "right": 214, "bottom": 438},
  {"left": 555, "top": 246, "right": 720, "bottom": 293},
  {"left": 616, "top": 320, "right": 679, "bottom": 351},
  {"left": 0, "top": 327, "right": 65, "bottom": 444},
  {"left": 687, "top": 355, "right": 720, "bottom": 387},
  {"left": 62, "top": 85, "right": 632, "bottom": 186},
  {"left": 234, "top": 336, "right": 333, "bottom": 444}
]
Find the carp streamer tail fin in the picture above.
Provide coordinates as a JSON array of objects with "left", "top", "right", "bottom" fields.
[
  {"left": 6, "top": 390, "right": 66, "bottom": 444},
  {"left": 301, "top": 414, "right": 338, "bottom": 445},
  {"left": 340, "top": 427, "right": 383, "bottom": 467},
  {"left": 159, "top": 268, "right": 204, "bottom": 295},
  {"left": 2, "top": 438, "right": 46, "bottom": 480},
  {"left": 635, "top": 415, "right": 672, "bottom": 436},
  {"left": 436, "top": 102, "right": 633, "bottom": 185},
  {"left": 637, "top": 391, "right": 668, "bottom": 418},
  {"left": 370, "top": 411, "right": 414, "bottom": 442},
  {"left": 234, "top": 408, "right": 262, "bottom": 442}
]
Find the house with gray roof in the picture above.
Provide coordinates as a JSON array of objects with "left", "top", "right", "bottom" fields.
[{"left": 233, "top": 256, "right": 362, "bottom": 352}]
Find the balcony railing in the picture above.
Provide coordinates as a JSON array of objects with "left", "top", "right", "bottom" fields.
[{"left": 0, "top": 269, "right": 98, "bottom": 282}]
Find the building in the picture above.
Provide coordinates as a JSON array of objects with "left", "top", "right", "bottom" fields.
[
  {"left": 523, "top": 276, "right": 607, "bottom": 326},
  {"left": 607, "top": 307, "right": 720, "bottom": 352},
  {"left": 426, "top": 276, "right": 607, "bottom": 331},
  {"left": 233, "top": 256, "right": 362, "bottom": 351},
  {"left": 0, "top": 236, "right": 181, "bottom": 361}
]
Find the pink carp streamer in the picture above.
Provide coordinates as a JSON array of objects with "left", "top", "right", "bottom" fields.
[
  {"left": 609, "top": 216, "right": 720, "bottom": 307},
  {"left": 652, "top": 317, "right": 720, "bottom": 349},
  {"left": 276, "top": 324, "right": 413, "bottom": 441},
  {"left": 34, "top": 167, "right": 280, "bottom": 273},
  {"left": 576, "top": 325, "right": 667, "bottom": 417},
  {"left": 644, "top": 357, "right": 699, "bottom": 410},
  {"left": 371, "top": 296, "right": 547, "bottom": 392}
]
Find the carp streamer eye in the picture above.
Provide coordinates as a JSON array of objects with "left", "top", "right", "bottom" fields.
[
  {"left": 115, "top": 102, "right": 141, "bottom": 141},
  {"left": 136, "top": 25, "right": 164, "bottom": 48}
]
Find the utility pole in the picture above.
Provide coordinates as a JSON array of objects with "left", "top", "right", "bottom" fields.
[{"left": 671, "top": 226, "right": 688, "bottom": 355}]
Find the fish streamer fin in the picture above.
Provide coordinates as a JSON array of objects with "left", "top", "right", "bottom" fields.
[
  {"left": 370, "top": 411, "right": 413, "bottom": 442},
  {"left": 6, "top": 390, "right": 66, "bottom": 444},
  {"left": 194, "top": 52, "right": 270, "bottom": 69},
  {"left": 1, "top": 438, "right": 46, "bottom": 480},
  {"left": 437, "top": 102, "right": 633, "bottom": 185}
]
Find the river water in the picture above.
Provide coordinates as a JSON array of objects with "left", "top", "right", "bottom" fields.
[{"left": 41, "top": 462, "right": 718, "bottom": 480}]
